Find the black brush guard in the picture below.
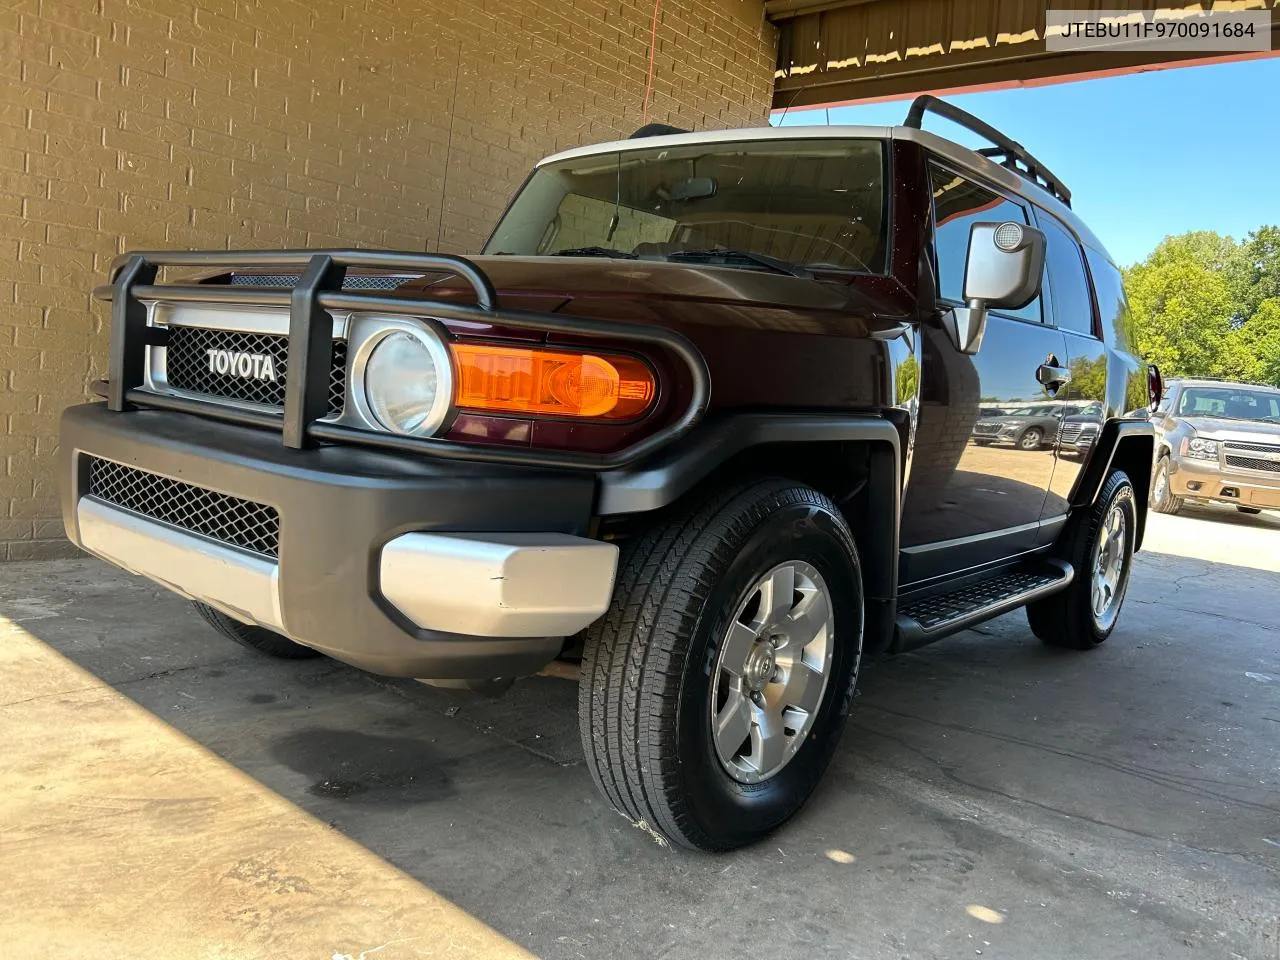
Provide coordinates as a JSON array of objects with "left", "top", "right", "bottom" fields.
[{"left": 99, "top": 249, "right": 711, "bottom": 470}]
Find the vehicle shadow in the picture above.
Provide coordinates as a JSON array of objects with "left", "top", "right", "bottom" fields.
[
  {"left": 2, "top": 552, "right": 1277, "bottom": 960},
  {"left": 1173, "top": 501, "right": 1280, "bottom": 529}
]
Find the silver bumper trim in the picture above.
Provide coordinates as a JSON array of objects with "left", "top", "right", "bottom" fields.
[
  {"left": 77, "top": 497, "right": 285, "bottom": 632},
  {"left": 76, "top": 496, "right": 617, "bottom": 641},
  {"left": 379, "top": 532, "right": 619, "bottom": 637}
]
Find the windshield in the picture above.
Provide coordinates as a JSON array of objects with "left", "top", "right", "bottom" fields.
[
  {"left": 1008, "top": 406, "right": 1054, "bottom": 416},
  {"left": 1178, "top": 387, "right": 1280, "bottom": 420},
  {"left": 485, "top": 139, "right": 887, "bottom": 273}
]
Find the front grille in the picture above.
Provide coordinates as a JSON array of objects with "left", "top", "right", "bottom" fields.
[
  {"left": 973, "top": 422, "right": 999, "bottom": 435},
  {"left": 230, "top": 273, "right": 409, "bottom": 290},
  {"left": 1225, "top": 454, "right": 1280, "bottom": 474},
  {"left": 164, "top": 327, "right": 347, "bottom": 417},
  {"left": 87, "top": 457, "right": 280, "bottom": 558},
  {"left": 1224, "top": 440, "right": 1280, "bottom": 455},
  {"left": 1059, "top": 422, "right": 1083, "bottom": 444}
]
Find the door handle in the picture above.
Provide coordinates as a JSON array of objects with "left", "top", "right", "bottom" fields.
[{"left": 1036, "top": 364, "right": 1072, "bottom": 387}]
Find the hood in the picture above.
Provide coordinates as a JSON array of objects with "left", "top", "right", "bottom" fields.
[
  {"left": 216, "top": 255, "right": 916, "bottom": 337},
  {"left": 987, "top": 412, "right": 1055, "bottom": 425},
  {"left": 394, "top": 256, "right": 917, "bottom": 337},
  {"left": 1179, "top": 416, "right": 1280, "bottom": 443}
]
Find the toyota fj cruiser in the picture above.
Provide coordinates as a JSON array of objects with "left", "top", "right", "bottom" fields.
[{"left": 58, "top": 97, "right": 1156, "bottom": 851}]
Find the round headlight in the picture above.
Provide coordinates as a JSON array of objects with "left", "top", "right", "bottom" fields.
[{"left": 361, "top": 328, "right": 450, "bottom": 435}]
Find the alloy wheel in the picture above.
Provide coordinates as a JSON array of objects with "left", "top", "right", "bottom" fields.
[{"left": 710, "top": 561, "right": 835, "bottom": 784}]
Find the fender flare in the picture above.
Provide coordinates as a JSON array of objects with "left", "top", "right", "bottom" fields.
[
  {"left": 1069, "top": 419, "right": 1155, "bottom": 508},
  {"left": 596, "top": 413, "right": 903, "bottom": 601},
  {"left": 1070, "top": 418, "right": 1156, "bottom": 551}
]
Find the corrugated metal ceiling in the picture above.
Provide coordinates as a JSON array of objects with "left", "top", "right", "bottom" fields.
[{"left": 769, "top": 0, "right": 1280, "bottom": 108}]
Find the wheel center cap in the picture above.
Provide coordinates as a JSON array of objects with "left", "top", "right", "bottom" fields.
[{"left": 743, "top": 643, "right": 776, "bottom": 692}]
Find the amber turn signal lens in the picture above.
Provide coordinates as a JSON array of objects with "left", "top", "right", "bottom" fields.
[{"left": 450, "top": 343, "right": 656, "bottom": 420}]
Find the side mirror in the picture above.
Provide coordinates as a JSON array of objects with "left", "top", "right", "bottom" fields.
[{"left": 943, "top": 221, "right": 1047, "bottom": 355}]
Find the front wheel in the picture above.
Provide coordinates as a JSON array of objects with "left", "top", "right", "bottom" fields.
[
  {"left": 193, "top": 602, "right": 323, "bottom": 659},
  {"left": 1150, "top": 456, "right": 1183, "bottom": 515},
  {"left": 578, "top": 480, "right": 864, "bottom": 851},
  {"left": 1017, "top": 427, "right": 1044, "bottom": 450},
  {"left": 1027, "top": 470, "right": 1136, "bottom": 649}
]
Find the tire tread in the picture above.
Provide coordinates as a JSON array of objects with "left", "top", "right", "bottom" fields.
[
  {"left": 193, "top": 602, "right": 322, "bottom": 659},
  {"left": 578, "top": 479, "right": 853, "bottom": 850},
  {"left": 1027, "top": 469, "right": 1134, "bottom": 649}
]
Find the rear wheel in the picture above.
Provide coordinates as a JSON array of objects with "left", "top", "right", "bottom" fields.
[
  {"left": 1027, "top": 470, "right": 1136, "bottom": 649},
  {"left": 1150, "top": 456, "right": 1183, "bottom": 515},
  {"left": 193, "top": 602, "right": 322, "bottom": 659},
  {"left": 578, "top": 479, "right": 864, "bottom": 851}
]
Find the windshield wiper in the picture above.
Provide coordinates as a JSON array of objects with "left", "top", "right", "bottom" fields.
[
  {"left": 663, "top": 248, "right": 812, "bottom": 278},
  {"left": 550, "top": 246, "right": 638, "bottom": 259}
]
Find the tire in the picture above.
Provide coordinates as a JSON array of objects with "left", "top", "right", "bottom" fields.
[
  {"left": 193, "top": 602, "right": 322, "bottom": 659},
  {"left": 1017, "top": 427, "right": 1044, "bottom": 450},
  {"left": 1149, "top": 456, "right": 1183, "bottom": 515},
  {"left": 1027, "top": 470, "right": 1136, "bottom": 650},
  {"left": 1236, "top": 506, "right": 1262, "bottom": 515},
  {"left": 578, "top": 479, "right": 864, "bottom": 851}
]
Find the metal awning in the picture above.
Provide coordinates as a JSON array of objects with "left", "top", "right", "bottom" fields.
[{"left": 769, "top": 0, "right": 1280, "bottom": 109}]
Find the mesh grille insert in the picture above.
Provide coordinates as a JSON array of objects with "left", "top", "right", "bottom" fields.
[
  {"left": 1224, "top": 441, "right": 1280, "bottom": 454},
  {"left": 229, "top": 273, "right": 409, "bottom": 290},
  {"left": 87, "top": 457, "right": 280, "bottom": 559},
  {"left": 164, "top": 327, "right": 347, "bottom": 416},
  {"left": 1224, "top": 454, "right": 1280, "bottom": 474}
]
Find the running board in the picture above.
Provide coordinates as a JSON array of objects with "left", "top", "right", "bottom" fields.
[{"left": 894, "top": 558, "right": 1074, "bottom": 650}]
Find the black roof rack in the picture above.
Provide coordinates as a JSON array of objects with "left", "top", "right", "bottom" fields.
[{"left": 903, "top": 95, "right": 1071, "bottom": 208}]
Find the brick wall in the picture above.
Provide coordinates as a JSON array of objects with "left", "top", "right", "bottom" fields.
[{"left": 0, "top": 0, "right": 776, "bottom": 559}]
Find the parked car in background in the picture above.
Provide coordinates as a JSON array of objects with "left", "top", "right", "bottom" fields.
[
  {"left": 1059, "top": 401, "right": 1104, "bottom": 459},
  {"left": 1149, "top": 378, "right": 1280, "bottom": 516},
  {"left": 971, "top": 402, "right": 1061, "bottom": 450}
]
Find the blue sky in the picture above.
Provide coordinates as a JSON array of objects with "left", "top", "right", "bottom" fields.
[{"left": 774, "top": 57, "right": 1280, "bottom": 266}]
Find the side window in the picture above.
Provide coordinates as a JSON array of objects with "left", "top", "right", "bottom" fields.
[
  {"left": 929, "top": 166, "right": 1041, "bottom": 324},
  {"left": 1040, "top": 215, "right": 1096, "bottom": 337},
  {"left": 1084, "top": 247, "right": 1130, "bottom": 348}
]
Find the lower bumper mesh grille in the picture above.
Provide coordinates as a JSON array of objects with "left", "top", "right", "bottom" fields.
[
  {"left": 164, "top": 326, "right": 347, "bottom": 417},
  {"left": 1225, "top": 454, "right": 1280, "bottom": 474},
  {"left": 86, "top": 457, "right": 280, "bottom": 559}
]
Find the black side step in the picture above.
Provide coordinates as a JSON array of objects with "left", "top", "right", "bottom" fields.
[{"left": 894, "top": 558, "right": 1074, "bottom": 650}]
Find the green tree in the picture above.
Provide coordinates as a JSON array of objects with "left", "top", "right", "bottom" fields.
[
  {"left": 1123, "top": 259, "right": 1234, "bottom": 377},
  {"left": 1122, "top": 225, "right": 1280, "bottom": 386},
  {"left": 1145, "top": 230, "right": 1237, "bottom": 272},
  {"left": 895, "top": 355, "right": 919, "bottom": 406},
  {"left": 1226, "top": 226, "right": 1280, "bottom": 321},
  {"left": 1220, "top": 298, "right": 1280, "bottom": 385}
]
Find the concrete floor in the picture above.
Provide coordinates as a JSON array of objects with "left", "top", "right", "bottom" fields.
[{"left": 1, "top": 505, "right": 1277, "bottom": 960}]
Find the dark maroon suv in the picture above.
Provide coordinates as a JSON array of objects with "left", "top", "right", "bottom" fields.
[{"left": 58, "top": 96, "right": 1155, "bottom": 851}]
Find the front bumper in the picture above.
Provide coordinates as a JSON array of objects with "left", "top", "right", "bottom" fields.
[
  {"left": 1060, "top": 436, "right": 1097, "bottom": 457},
  {"left": 1167, "top": 455, "right": 1280, "bottom": 509},
  {"left": 59, "top": 403, "right": 618, "bottom": 678}
]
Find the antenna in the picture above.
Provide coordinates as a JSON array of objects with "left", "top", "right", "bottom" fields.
[{"left": 775, "top": 86, "right": 804, "bottom": 127}]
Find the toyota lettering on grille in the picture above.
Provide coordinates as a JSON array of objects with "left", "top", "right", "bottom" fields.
[{"left": 206, "top": 348, "right": 278, "bottom": 382}]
